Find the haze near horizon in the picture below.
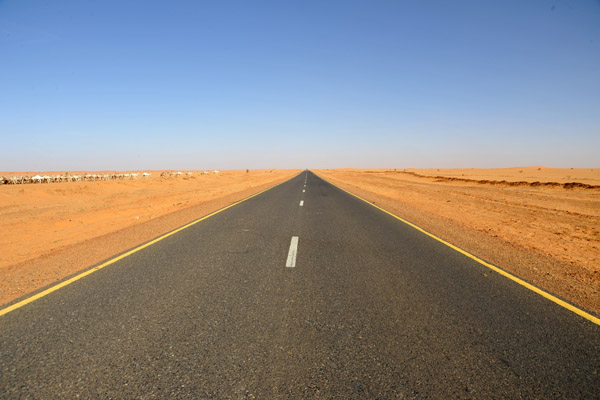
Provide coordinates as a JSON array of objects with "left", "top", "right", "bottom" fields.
[{"left": 1, "top": 0, "right": 599, "bottom": 171}]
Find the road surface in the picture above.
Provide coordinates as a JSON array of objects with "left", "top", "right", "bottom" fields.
[{"left": 1, "top": 171, "right": 599, "bottom": 398}]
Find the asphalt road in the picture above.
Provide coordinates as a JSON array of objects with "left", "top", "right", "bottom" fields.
[{"left": 1, "top": 171, "right": 599, "bottom": 399}]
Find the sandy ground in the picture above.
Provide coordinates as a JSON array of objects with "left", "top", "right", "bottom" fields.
[
  {"left": 0, "top": 170, "right": 300, "bottom": 306},
  {"left": 405, "top": 166, "right": 600, "bottom": 185},
  {"left": 314, "top": 168, "right": 600, "bottom": 315},
  {"left": 2, "top": 166, "right": 599, "bottom": 317}
]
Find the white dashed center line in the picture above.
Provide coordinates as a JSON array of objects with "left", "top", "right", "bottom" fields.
[
  {"left": 302, "top": 189, "right": 305, "bottom": 193},
  {"left": 286, "top": 236, "right": 299, "bottom": 268},
  {"left": 299, "top": 200, "right": 304, "bottom": 206}
]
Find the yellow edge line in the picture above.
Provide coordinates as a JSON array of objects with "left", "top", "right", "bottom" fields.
[
  {"left": 0, "top": 175, "right": 298, "bottom": 318},
  {"left": 318, "top": 175, "right": 600, "bottom": 326}
]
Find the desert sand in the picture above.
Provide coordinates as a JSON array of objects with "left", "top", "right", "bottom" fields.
[
  {"left": 2, "top": 167, "right": 599, "bottom": 316},
  {"left": 314, "top": 168, "right": 600, "bottom": 315},
  {"left": 0, "top": 169, "right": 300, "bottom": 306},
  {"left": 405, "top": 166, "right": 600, "bottom": 185}
]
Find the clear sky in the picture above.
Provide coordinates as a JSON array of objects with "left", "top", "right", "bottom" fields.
[{"left": 1, "top": 0, "right": 599, "bottom": 171}]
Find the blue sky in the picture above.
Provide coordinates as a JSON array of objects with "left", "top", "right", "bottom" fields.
[{"left": 1, "top": 0, "right": 599, "bottom": 170}]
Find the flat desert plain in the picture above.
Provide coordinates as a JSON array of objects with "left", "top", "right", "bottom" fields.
[
  {"left": 2, "top": 167, "right": 599, "bottom": 317},
  {"left": 0, "top": 169, "right": 300, "bottom": 306},
  {"left": 314, "top": 167, "right": 600, "bottom": 315}
]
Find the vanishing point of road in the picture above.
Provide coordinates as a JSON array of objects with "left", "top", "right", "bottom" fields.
[{"left": 1, "top": 171, "right": 599, "bottom": 399}]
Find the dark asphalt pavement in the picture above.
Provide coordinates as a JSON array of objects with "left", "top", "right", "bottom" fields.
[{"left": 1, "top": 171, "right": 599, "bottom": 399}]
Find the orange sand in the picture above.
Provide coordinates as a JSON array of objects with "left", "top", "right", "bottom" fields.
[
  {"left": 2, "top": 167, "right": 599, "bottom": 316},
  {"left": 314, "top": 168, "right": 600, "bottom": 315},
  {"left": 0, "top": 170, "right": 300, "bottom": 305},
  {"left": 405, "top": 166, "right": 600, "bottom": 185}
]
